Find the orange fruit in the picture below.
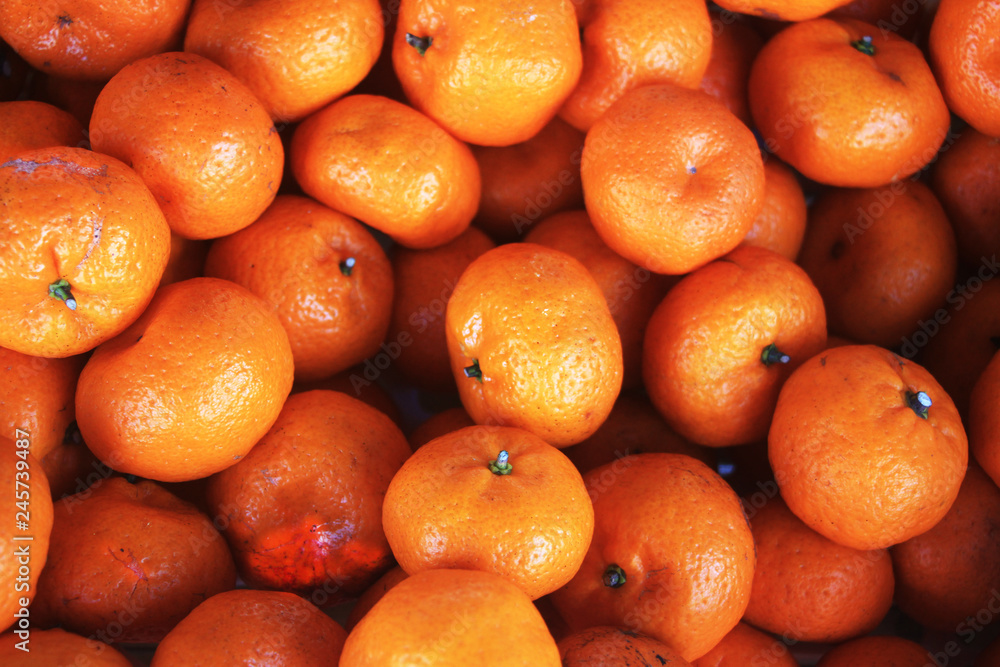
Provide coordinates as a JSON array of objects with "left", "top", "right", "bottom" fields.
[
  {"left": 0, "top": 146, "right": 170, "bottom": 358},
  {"left": 525, "top": 210, "right": 674, "bottom": 389},
  {"left": 75, "top": 277, "right": 294, "bottom": 483},
  {"left": 749, "top": 18, "right": 950, "bottom": 188},
  {"left": 344, "top": 565, "right": 408, "bottom": 631},
  {"left": 558, "top": 626, "right": 692, "bottom": 666},
  {"left": 929, "top": 0, "right": 1000, "bottom": 138},
  {"left": 643, "top": 245, "right": 828, "bottom": 448},
  {"left": 699, "top": 16, "right": 764, "bottom": 127},
  {"left": 151, "top": 589, "right": 349, "bottom": 666},
  {"left": 931, "top": 127, "right": 1000, "bottom": 272},
  {"left": 340, "top": 568, "right": 561, "bottom": 666},
  {"left": 0, "top": 0, "right": 190, "bottom": 81},
  {"left": 740, "top": 157, "right": 808, "bottom": 261},
  {"left": 159, "top": 233, "right": 210, "bottom": 287},
  {"left": 743, "top": 497, "right": 894, "bottom": 643},
  {"left": 444, "top": 242, "right": 623, "bottom": 447},
  {"left": 204, "top": 194, "right": 394, "bottom": 382},
  {"left": 796, "top": 180, "right": 958, "bottom": 349},
  {"left": 0, "top": 628, "right": 131, "bottom": 666},
  {"left": 291, "top": 94, "right": 480, "bottom": 249},
  {"left": 32, "top": 477, "right": 236, "bottom": 643},
  {"left": 693, "top": 622, "right": 798, "bottom": 667},
  {"left": 0, "top": 348, "right": 83, "bottom": 459},
  {"left": 408, "top": 407, "right": 476, "bottom": 450},
  {"left": 715, "top": 0, "right": 854, "bottom": 21},
  {"left": 183, "top": 0, "right": 383, "bottom": 123},
  {"left": 207, "top": 390, "right": 411, "bottom": 604},
  {"left": 383, "top": 425, "right": 594, "bottom": 600},
  {"left": 0, "top": 100, "right": 83, "bottom": 160},
  {"left": 386, "top": 226, "right": 495, "bottom": 392},
  {"left": 816, "top": 635, "right": 934, "bottom": 666},
  {"left": 89, "top": 52, "right": 283, "bottom": 240},
  {"left": 550, "top": 453, "right": 756, "bottom": 662},
  {"left": 472, "top": 117, "right": 585, "bottom": 243},
  {"left": 39, "top": 424, "right": 101, "bottom": 500},
  {"left": 582, "top": 83, "right": 765, "bottom": 275},
  {"left": 891, "top": 464, "right": 1000, "bottom": 632},
  {"left": 0, "top": 438, "right": 53, "bottom": 633},
  {"left": 970, "top": 351, "right": 1000, "bottom": 488},
  {"left": 392, "top": 0, "right": 583, "bottom": 146},
  {"left": 559, "top": 0, "right": 713, "bottom": 132},
  {"left": 769, "top": 344, "right": 968, "bottom": 550}
]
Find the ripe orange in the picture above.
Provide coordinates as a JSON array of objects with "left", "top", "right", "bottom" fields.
[
  {"left": 797, "top": 181, "right": 957, "bottom": 349},
  {"left": 0, "top": 146, "right": 170, "bottom": 358},
  {"left": 928, "top": 0, "right": 1000, "bottom": 138},
  {"left": 184, "top": 0, "right": 383, "bottom": 123},
  {"left": 769, "top": 344, "right": 968, "bottom": 550},
  {"left": 89, "top": 52, "right": 283, "bottom": 240},
  {"left": 970, "top": 351, "right": 1000, "bottom": 488},
  {"left": 0, "top": 0, "right": 190, "bottom": 81},
  {"left": 582, "top": 84, "right": 765, "bottom": 275},
  {"left": 699, "top": 16, "right": 764, "bottom": 127},
  {"left": 816, "top": 635, "right": 934, "bottom": 666},
  {"left": 740, "top": 157, "right": 808, "bottom": 261},
  {"left": 340, "top": 568, "right": 561, "bottom": 666},
  {"left": 392, "top": 0, "right": 583, "bottom": 146},
  {"left": 444, "top": 242, "right": 623, "bottom": 447},
  {"left": 39, "top": 424, "right": 100, "bottom": 500},
  {"left": 693, "top": 622, "right": 798, "bottom": 667},
  {"left": 344, "top": 565, "right": 408, "bottom": 631},
  {"left": 0, "top": 100, "right": 83, "bottom": 160},
  {"left": 550, "top": 453, "right": 756, "bottom": 662},
  {"left": 206, "top": 390, "right": 411, "bottom": 604},
  {"left": 558, "top": 626, "right": 692, "bottom": 666},
  {"left": 559, "top": 0, "right": 713, "bottom": 132},
  {"left": 32, "top": 477, "right": 236, "bottom": 643},
  {"left": 151, "top": 589, "right": 349, "bottom": 666},
  {"left": 75, "top": 277, "right": 295, "bottom": 483},
  {"left": 204, "top": 194, "right": 394, "bottom": 382},
  {"left": 714, "top": 0, "right": 854, "bottom": 21},
  {"left": 643, "top": 245, "right": 827, "bottom": 448},
  {"left": 743, "top": 497, "right": 894, "bottom": 642},
  {"left": 0, "top": 628, "right": 131, "bottom": 666},
  {"left": 749, "top": 18, "right": 951, "bottom": 188},
  {"left": 383, "top": 425, "right": 594, "bottom": 599}
]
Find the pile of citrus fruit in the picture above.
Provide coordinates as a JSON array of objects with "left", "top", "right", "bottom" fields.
[{"left": 1, "top": 0, "right": 999, "bottom": 665}]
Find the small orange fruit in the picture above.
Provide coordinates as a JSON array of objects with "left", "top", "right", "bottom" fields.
[
  {"left": 408, "top": 407, "right": 477, "bottom": 450},
  {"left": 693, "top": 622, "right": 798, "bottom": 667},
  {"left": 970, "top": 351, "right": 1000, "bottom": 488},
  {"left": 740, "top": 157, "right": 808, "bottom": 261},
  {"left": 0, "top": 348, "right": 83, "bottom": 459},
  {"left": 0, "top": 628, "right": 131, "bottom": 666},
  {"left": 344, "top": 565, "right": 409, "bottom": 631},
  {"left": 559, "top": 626, "right": 692, "bottom": 666},
  {"left": 714, "top": 0, "right": 854, "bottom": 21},
  {"left": 0, "top": 100, "right": 83, "bottom": 160},
  {"left": 699, "top": 16, "right": 764, "bottom": 127},
  {"left": 816, "top": 635, "right": 934, "bottom": 666}
]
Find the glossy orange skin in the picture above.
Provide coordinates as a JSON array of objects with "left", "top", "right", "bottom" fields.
[
  {"left": 740, "top": 157, "right": 808, "bottom": 261},
  {"left": 929, "top": 0, "right": 1000, "bottom": 138},
  {"left": 32, "top": 477, "right": 236, "bottom": 643},
  {"left": 644, "top": 245, "right": 828, "bottom": 448},
  {"left": 560, "top": 393, "right": 714, "bottom": 474},
  {"left": 392, "top": 0, "right": 583, "bottom": 146},
  {"left": 472, "top": 117, "right": 585, "bottom": 243},
  {"left": 340, "top": 569, "right": 561, "bottom": 666},
  {"left": 582, "top": 84, "right": 765, "bottom": 275},
  {"left": 560, "top": 0, "right": 712, "bottom": 132},
  {"left": 408, "top": 407, "right": 477, "bottom": 450},
  {"left": 205, "top": 194, "right": 394, "bottom": 382},
  {"left": 291, "top": 94, "right": 480, "bottom": 248},
  {"left": 715, "top": 0, "right": 853, "bottom": 21},
  {"left": 384, "top": 425, "right": 593, "bottom": 600},
  {"left": 816, "top": 635, "right": 934, "bottom": 666},
  {"left": 699, "top": 17, "right": 764, "bottom": 127},
  {"left": 749, "top": 18, "right": 950, "bottom": 188},
  {"left": 0, "top": 101, "right": 83, "bottom": 160},
  {"left": 891, "top": 464, "right": 1000, "bottom": 631},
  {"left": 184, "top": 0, "right": 383, "bottom": 123},
  {"left": 344, "top": 565, "right": 408, "bottom": 631},
  {"left": 797, "top": 181, "right": 957, "bottom": 349},
  {"left": 970, "top": 352, "right": 1000, "bottom": 488},
  {"left": 744, "top": 497, "right": 894, "bottom": 643},
  {"left": 526, "top": 211, "right": 673, "bottom": 389},
  {"left": 90, "top": 52, "right": 283, "bottom": 240},
  {"left": 75, "top": 277, "right": 294, "bottom": 483},
  {"left": 0, "top": 440, "right": 53, "bottom": 632},
  {"left": 769, "top": 345, "right": 968, "bottom": 550},
  {"left": 445, "top": 243, "right": 623, "bottom": 447},
  {"left": 0, "top": 628, "right": 131, "bottom": 666},
  {"left": 550, "top": 453, "right": 756, "bottom": 662},
  {"left": 0, "top": 348, "right": 83, "bottom": 459},
  {"left": 559, "top": 626, "right": 692, "bottom": 666},
  {"left": 0, "top": 146, "right": 170, "bottom": 358},
  {"left": 693, "top": 622, "right": 798, "bottom": 667},
  {"left": 0, "top": 0, "right": 190, "bottom": 81},
  {"left": 151, "top": 589, "right": 348, "bottom": 666},
  {"left": 931, "top": 128, "right": 1000, "bottom": 272},
  {"left": 387, "top": 227, "right": 495, "bottom": 393},
  {"left": 207, "top": 390, "right": 411, "bottom": 604}
]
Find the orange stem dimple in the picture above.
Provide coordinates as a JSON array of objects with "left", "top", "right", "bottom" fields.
[
  {"left": 761, "top": 343, "right": 790, "bottom": 366},
  {"left": 851, "top": 35, "right": 876, "bottom": 56},
  {"left": 405, "top": 33, "right": 433, "bottom": 57},
  {"left": 489, "top": 450, "right": 512, "bottom": 475},
  {"left": 339, "top": 257, "right": 356, "bottom": 276},
  {"left": 603, "top": 563, "right": 627, "bottom": 588},
  {"left": 48, "top": 278, "right": 77, "bottom": 310},
  {"left": 463, "top": 359, "right": 483, "bottom": 382},
  {"left": 906, "top": 390, "right": 932, "bottom": 419}
]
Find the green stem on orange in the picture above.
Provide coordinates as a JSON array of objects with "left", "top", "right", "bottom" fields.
[
  {"left": 405, "top": 33, "right": 433, "bottom": 57},
  {"left": 489, "top": 450, "right": 513, "bottom": 476},
  {"left": 761, "top": 343, "right": 790, "bottom": 367},
  {"left": 48, "top": 278, "right": 77, "bottom": 310},
  {"left": 603, "top": 563, "right": 627, "bottom": 588},
  {"left": 851, "top": 35, "right": 876, "bottom": 56},
  {"left": 339, "top": 257, "right": 356, "bottom": 276},
  {"left": 463, "top": 359, "right": 483, "bottom": 383},
  {"left": 906, "top": 390, "right": 932, "bottom": 420}
]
